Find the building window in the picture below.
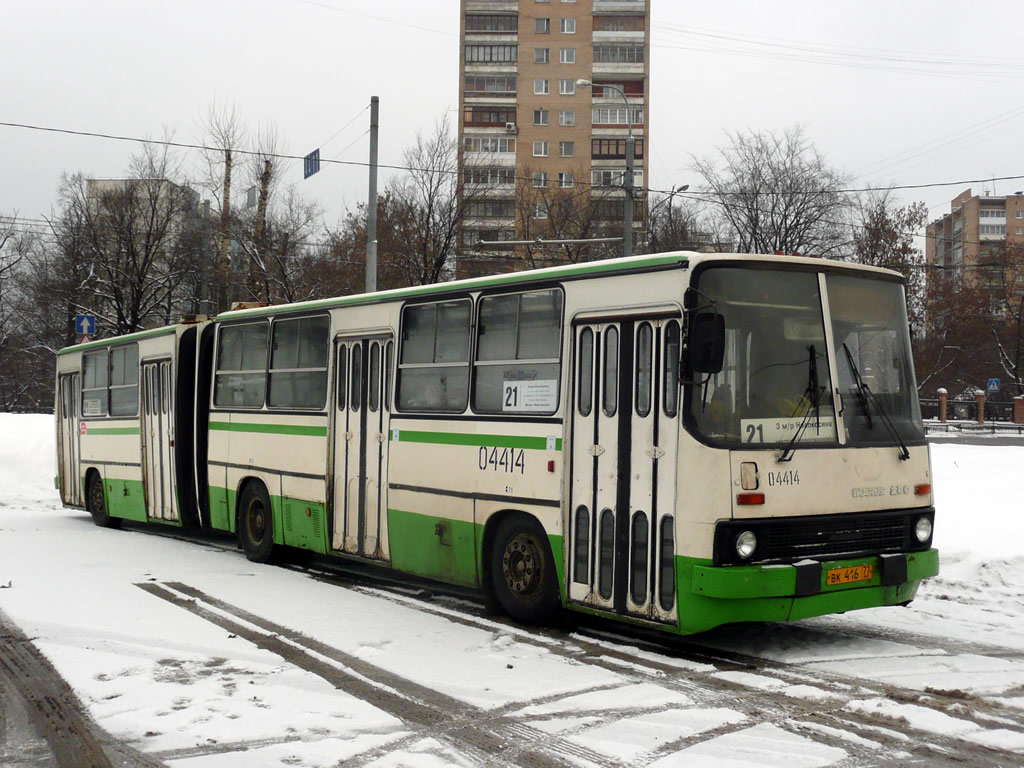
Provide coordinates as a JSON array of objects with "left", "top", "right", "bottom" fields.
[
  {"left": 533, "top": 140, "right": 549, "bottom": 157},
  {"left": 560, "top": 48, "right": 575, "bottom": 64},
  {"left": 465, "top": 44, "right": 518, "bottom": 63},
  {"left": 980, "top": 209, "right": 1006, "bottom": 218},
  {"left": 593, "top": 80, "right": 644, "bottom": 97},
  {"left": 464, "top": 167, "right": 516, "bottom": 185},
  {"left": 593, "top": 45, "right": 644, "bottom": 63},
  {"left": 464, "top": 137, "right": 516, "bottom": 153},
  {"left": 534, "top": 109, "right": 549, "bottom": 126},
  {"left": 560, "top": 18, "right": 576, "bottom": 33},
  {"left": 559, "top": 79, "right": 575, "bottom": 95},
  {"left": 1017, "top": 227, "right": 1023, "bottom": 235},
  {"left": 397, "top": 301, "right": 472, "bottom": 413},
  {"left": 592, "top": 168, "right": 643, "bottom": 188},
  {"left": 980, "top": 224, "right": 1007, "bottom": 235},
  {"left": 594, "top": 15, "right": 644, "bottom": 31},
  {"left": 465, "top": 14, "right": 518, "bottom": 32},
  {"left": 559, "top": 172, "right": 574, "bottom": 188},
  {"left": 559, "top": 109, "right": 575, "bottom": 126},
  {"left": 559, "top": 140, "right": 574, "bottom": 157},
  {"left": 533, "top": 171, "right": 548, "bottom": 188},
  {"left": 1017, "top": 211, "right": 1023, "bottom": 219},
  {"left": 534, "top": 78, "right": 550, "bottom": 95},
  {"left": 268, "top": 316, "right": 330, "bottom": 409},
  {"left": 215, "top": 322, "right": 269, "bottom": 408},
  {"left": 533, "top": 202, "right": 549, "bottom": 219},
  {"left": 464, "top": 107, "right": 517, "bottom": 126},
  {"left": 592, "top": 138, "right": 645, "bottom": 159},
  {"left": 464, "top": 75, "right": 518, "bottom": 95},
  {"left": 536, "top": 18, "right": 550, "bottom": 33},
  {"left": 466, "top": 200, "right": 516, "bottom": 218},
  {"left": 472, "top": 289, "right": 563, "bottom": 415},
  {"left": 592, "top": 107, "right": 644, "bottom": 125},
  {"left": 535, "top": 47, "right": 549, "bottom": 64}
]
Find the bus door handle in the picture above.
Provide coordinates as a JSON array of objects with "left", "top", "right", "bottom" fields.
[
  {"left": 646, "top": 446, "right": 665, "bottom": 459},
  {"left": 345, "top": 431, "right": 353, "bottom": 441},
  {"left": 376, "top": 433, "right": 386, "bottom": 444},
  {"left": 588, "top": 444, "right": 605, "bottom": 457}
]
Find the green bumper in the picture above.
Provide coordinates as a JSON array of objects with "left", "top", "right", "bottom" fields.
[{"left": 676, "top": 548, "right": 939, "bottom": 635}]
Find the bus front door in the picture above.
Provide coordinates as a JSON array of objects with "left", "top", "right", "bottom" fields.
[
  {"left": 331, "top": 336, "right": 394, "bottom": 560},
  {"left": 568, "top": 318, "right": 680, "bottom": 624},
  {"left": 57, "top": 373, "right": 82, "bottom": 506},
  {"left": 141, "top": 359, "right": 178, "bottom": 522}
]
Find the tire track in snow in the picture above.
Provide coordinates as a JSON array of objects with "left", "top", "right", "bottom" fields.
[{"left": 137, "top": 581, "right": 621, "bottom": 768}]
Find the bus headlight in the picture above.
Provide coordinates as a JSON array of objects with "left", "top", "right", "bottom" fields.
[
  {"left": 914, "top": 516, "right": 932, "bottom": 543},
  {"left": 735, "top": 530, "right": 757, "bottom": 560}
]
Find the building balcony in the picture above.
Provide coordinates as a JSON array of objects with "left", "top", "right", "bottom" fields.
[
  {"left": 592, "top": 62, "right": 646, "bottom": 76},
  {"left": 464, "top": 62, "right": 520, "bottom": 74},
  {"left": 465, "top": 0, "right": 518, "bottom": 11},
  {"left": 464, "top": 32, "right": 518, "bottom": 43},
  {"left": 594, "top": 0, "right": 647, "bottom": 10},
  {"left": 463, "top": 151, "right": 517, "bottom": 166},
  {"left": 592, "top": 31, "right": 646, "bottom": 42}
]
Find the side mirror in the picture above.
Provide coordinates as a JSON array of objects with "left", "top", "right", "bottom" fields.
[{"left": 689, "top": 313, "right": 725, "bottom": 374}]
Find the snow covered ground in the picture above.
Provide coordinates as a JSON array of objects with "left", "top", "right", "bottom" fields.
[{"left": 1, "top": 412, "right": 1023, "bottom": 766}]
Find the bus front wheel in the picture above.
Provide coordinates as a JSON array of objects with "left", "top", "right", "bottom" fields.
[
  {"left": 239, "top": 482, "right": 275, "bottom": 563},
  {"left": 490, "top": 514, "right": 560, "bottom": 625},
  {"left": 86, "top": 473, "right": 122, "bottom": 529}
]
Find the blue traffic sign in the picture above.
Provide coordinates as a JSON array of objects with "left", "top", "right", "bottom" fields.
[
  {"left": 987, "top": 378, "right": 1000, "bottom": 393},
  {"left": 75, "top": 315, "right": 96, "bottom": 336},
  {"left": 303, "top": 148, "right": 320, "bottom": 179}
]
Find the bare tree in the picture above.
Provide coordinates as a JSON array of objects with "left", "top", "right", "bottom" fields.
[
  {"left": 511, "top": 166, "right": 621, "bottom": 269},
  {"left": 849, "top": 192, "right": 928, "bottom": 333},
  {"left": 199, "top": 101, "right": 247, "bottom": 311},
  {"left": 693, "top": 126, "right": 850, "bottom": 257},
  {"left": 645, "top": 192, "right": 731, "bottom": 254},
  {"left": 381, "top": 119, "right": 465, "bottom": 286},
  {"left": 0, "top": 215, "right": 33, "bottom": 409}
]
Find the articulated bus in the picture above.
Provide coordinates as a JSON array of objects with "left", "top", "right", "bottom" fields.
[{"left": 55, "top": 252, "right": 938, "bottom": 635}]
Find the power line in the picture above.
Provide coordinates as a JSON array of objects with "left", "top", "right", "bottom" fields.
[{"left": 5, "top": 119, "right": 1024, "bottom": 200}]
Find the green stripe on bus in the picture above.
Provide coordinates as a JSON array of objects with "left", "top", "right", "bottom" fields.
[
  {"left": 87, "top": 427, "right": 140, "bottom": 435},
  {"left": 392, "top": 430, "right": 562, "bottom": 451},
  {"left": 209, "top": 422, "right": 328, "bottom": 437}
]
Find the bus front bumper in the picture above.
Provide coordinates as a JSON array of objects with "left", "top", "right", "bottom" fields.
[{"left": 675, "top": 549, "right": 939, "bottom": 634}]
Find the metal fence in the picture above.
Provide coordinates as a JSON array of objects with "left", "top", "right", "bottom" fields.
[{"left": 919, "top": 397, "right": 1015, "bottom": 423}]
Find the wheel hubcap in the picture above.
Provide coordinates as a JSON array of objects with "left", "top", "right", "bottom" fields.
[
  {"left": 502, "top": 532, "right": 542, "bottom": 597},
  {"left": 248, "top": 502, "right": 266, "bottom": 542}
]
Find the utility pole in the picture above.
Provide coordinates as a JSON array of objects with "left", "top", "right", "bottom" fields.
[
  {"left": 624, "top": 132, "right": 634, "bottom": 259},
  {"left": 366, "top": 96, "right": 379, "bottom": 293}
]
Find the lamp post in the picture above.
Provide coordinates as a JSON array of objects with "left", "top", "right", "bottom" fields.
[{"left": 577, "top": 79, "right": 635, "bottom": 258}]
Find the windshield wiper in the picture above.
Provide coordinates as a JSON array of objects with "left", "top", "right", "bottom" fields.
[
  {"left": 778, "top": 344, "right": 825, "bottom": 463},
  {"left": 842, "top": 343, "right": 910, "bottom": 461}
]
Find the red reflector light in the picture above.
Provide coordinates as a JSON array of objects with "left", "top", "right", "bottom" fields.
[
  {"left": 915, "top": 484, "right": 931, "bottom": 495},
  {"left": 547, "top": 460, "right": 555, "bottom": 473},
  {"left": 737, "top": 493, "right": 765, "bottom": 505}
]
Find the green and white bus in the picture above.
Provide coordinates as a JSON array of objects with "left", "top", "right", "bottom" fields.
[{"left": 55, "top": 252, "right": 938, "bottom": 635}]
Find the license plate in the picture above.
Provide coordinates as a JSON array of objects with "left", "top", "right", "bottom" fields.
[{"left": 826, "top": 564, "right": 873, "bottom": 586}]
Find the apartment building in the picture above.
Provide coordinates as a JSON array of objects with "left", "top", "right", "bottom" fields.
[
  {"left": 927, "top": 188, "right": 1024, "bottom": 282},
  {"left": 458, "top": 0, "right": 651, "bottom": 277}
]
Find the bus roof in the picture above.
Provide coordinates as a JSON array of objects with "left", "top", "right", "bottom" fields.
[{"left": 57, "top": 251, "right": 905, "bottom": 353}]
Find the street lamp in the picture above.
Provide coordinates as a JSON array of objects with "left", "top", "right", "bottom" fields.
[{"left": 577, "top": 78, "right": 637, "bottom": 258}]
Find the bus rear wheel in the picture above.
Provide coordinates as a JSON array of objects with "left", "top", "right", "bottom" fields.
[
  {"left": 239, "top": 482, "right": 275, "bottom": 563},
  {"left": 490, "top": 514, "right": 560, "bottom": 624},
  {"left": 86, "top": 473, "right": 122, "bottom": 529}
]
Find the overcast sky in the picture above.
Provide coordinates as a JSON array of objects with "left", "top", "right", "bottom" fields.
[{"left": 4, "top": 0, "right": 1024, "bottom": 237}]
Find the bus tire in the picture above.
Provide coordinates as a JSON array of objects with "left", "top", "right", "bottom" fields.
[
  {"left": 490, "top": 514, "right": 560, "bottom": 625},
  {"left": 239, "top": 482, "right": 275, "bottom": 563},
  {"left": 86, "top": 472, "right": 122, "bottom": 529}
]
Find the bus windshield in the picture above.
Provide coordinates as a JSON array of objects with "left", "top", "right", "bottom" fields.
[{"left": 688, "top": 267, "right": 924, "bottom": 448}]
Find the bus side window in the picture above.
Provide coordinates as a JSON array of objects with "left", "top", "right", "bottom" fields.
[
  {"left": 473, "top": 289, "right": 562, "bottom": 415},
  {"left": 214, "top": 322, "right": 268, "bottom": 408},
  {"left": 396, "top": 300, "right": 471, "bottom": 412},
  {"left": 268, "top": 316, "right": 329, "bottom": 410},
  {"left": 109, "top": 344, "right": 139, "bottom": 417},
  {"left": 82, "top": 349, "right": 109, "bottom": 417}
]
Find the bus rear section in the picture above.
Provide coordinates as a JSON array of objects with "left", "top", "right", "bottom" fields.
[{"left": 55, "top": 323, "right": 203, "bottom": 528}]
